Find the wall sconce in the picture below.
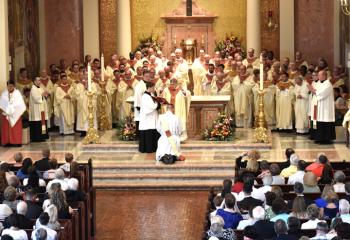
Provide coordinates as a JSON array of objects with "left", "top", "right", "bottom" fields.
[
  {"left": 340, "top": 0, "right": 350, "bottom": 15},
  {"left": 267, "top": 10, "right": 278, "bottom": 31}
]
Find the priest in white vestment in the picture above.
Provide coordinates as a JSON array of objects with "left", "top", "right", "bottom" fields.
[
  {"left": 232, "top": 65, "right": 255, "bottom": 128},
  {"left": 191, "top": 50, "right": 207, "bottom": 95},
  {"left": 139, "top": 82, "right": 160, "bottom": 153},
  {"left": 29, "top": 78, "right": 49, "bottom": 142},
  {"left": 156, "top": 104, "right": 185, "bottom": 161},
  {"left": 39, "top": 70, "right": 54, "bottom": 129},
  {"left": 294, "top": 76, "right": 309, "bottom": 133},
  {"left": 201, "top": 64, "right": 216, "bottom": 96},
  {"left": 0, "top": 80, "right": 26, "bottom": 146},
  {"left": 275, "top": 73, "right": 295, "bottom": 130},
  {"left": 75, "top": 74, "right": 98, "bottom": 136},
  {"left": 307, "top": 70, "right": 336, "bottom": 143},
  {"left": 161, "top": 78, "right": 191, "bottom": 141},
  {"left": 55, "top": 74, "right": 75, "bottom": 135},
  {"left": 173, "top": 48, "right": 189, "bottom": 88}
]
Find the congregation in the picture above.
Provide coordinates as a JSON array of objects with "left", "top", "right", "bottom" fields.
[
  {"left": 0, "top": 149, "right": 88, "bottom": 240},
  {"left": 205, "top": 149, "right": 350, "bottom": 240}
]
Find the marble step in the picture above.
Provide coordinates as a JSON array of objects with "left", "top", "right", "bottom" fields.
[
  {"left": 93, "top": 179, "right": 223, "bottom": 190},
  {"left": 93, "top": 172, "right": 234, "bottom": 181}
]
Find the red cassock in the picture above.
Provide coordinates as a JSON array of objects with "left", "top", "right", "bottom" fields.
[{"left": 0, "top": 114, "right": 22, "bottom": 145}]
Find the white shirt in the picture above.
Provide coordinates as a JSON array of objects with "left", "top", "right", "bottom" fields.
[
  {"left": 333, "top": 183, "right": 346, "bottom": 193},
  {"left": 1, "top": 228, "right": 28, "bottom": 240},
  {"left": 252, "top": 185, "right": 272, "bottom": 202},
  {"left": 236, "top": 218, "right": 257, "bottom": 230},
  {"left": 139, "top": 92, "right": 158, "bottom": 130},
  {"left": 287, "top": 171, "right": 305, "bottom": 185},
  {"left": 310, "top": 235, "right": 327, "bottom": 240},
  {"left": 32, "top": 226, "right": 57, "bottom": 240},
  {"left": 301, "top": 219, "right": 322, "bottom": 229},
  {"left": 272, "top": 175, "right": 285, "bottom": 185}
]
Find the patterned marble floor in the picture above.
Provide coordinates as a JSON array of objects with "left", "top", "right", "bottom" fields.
[{"left": 0, "top": 128, "right": 349, "bottom": 165}]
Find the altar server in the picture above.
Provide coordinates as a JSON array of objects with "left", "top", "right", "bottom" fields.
[
  {"left": 307, "top": 70, "right": 336, "bottom": 143},
  {"left": 0, "top": 80, "right": 26, "bottom": 146},
  {"left": 134, "top": 70, "right": 150, "bottom": 137},
  {"left": 139, "top": 82, "right": 160, "bottom": 153},
  {"left": 29, "top": 77, "right": 49, "bottom": 142}
]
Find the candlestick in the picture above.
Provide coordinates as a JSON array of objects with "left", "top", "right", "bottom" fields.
[
  {"left": 259, "top": 54, "right": 263, "bottom": 91},
  {"left": 87, "top": 63, "right": 92, "bottom": 92},
  {"left": 101, "top": 54, "right": 105, "bottom": 82}
]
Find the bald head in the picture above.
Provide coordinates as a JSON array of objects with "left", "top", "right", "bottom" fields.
[{"left": 318, "top": 70, "right": 327, "bottom": 81}]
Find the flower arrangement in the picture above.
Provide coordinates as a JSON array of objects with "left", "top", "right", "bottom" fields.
[
  {"left": 203, "top": 114, "right": 235, "bottom": 141},
  {"left": 117, "top": 115, "right": 137, "bottom": 141},
  {"left": 134, "top": 33, "right": 163, "bottom": 56},
  {"left": 214, "top": 34, "right": 246, "bottom": 59}
]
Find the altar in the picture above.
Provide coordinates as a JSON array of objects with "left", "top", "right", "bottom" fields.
[{"left": 126, "top": 95, "right": 230, "bottom": 139}]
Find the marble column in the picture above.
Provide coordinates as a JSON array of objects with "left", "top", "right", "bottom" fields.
[
  {"left": 246, "top": 0, "right": 261, "bottom": 54},
  {"left": 0, "top": 0, "right": 9, "bottom": 92},
  {"left": 116, "top": 0, "right": 131, "bottom": 57},
  {"left": 83, "top": 0, "right": 100, "bottom": 59}
]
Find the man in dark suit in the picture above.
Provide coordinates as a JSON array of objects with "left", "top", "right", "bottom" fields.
[
  {"left": 253, "top": 205, "right": 277, "bottom": 240},
  {"left": 274, "top": 219, "right": 298, "bottom": 240},
  {"left": 34, "top": 148, "right": 51, "bottom": 171},
  {"left": 4, "top": 202, "right": 33, "bottom": 229},
  {"left": 24, "top": 189, "right": 43, "bottom": 219}
]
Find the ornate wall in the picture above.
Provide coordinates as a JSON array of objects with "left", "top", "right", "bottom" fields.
[
  {"left": 260, "top": 0, "right": 279, "bottom": 59},
  {"left": 44, "top": 0, "right": 83, "bottom": 67},
  {"left": 99, "top": 0, "right": 118, "bottom": 60},
  {"left": 295, "top": 0, "right": 334, "bottom": 68},
  {"left": 130, "top": 0, "right": 246, "bottom": 53}
]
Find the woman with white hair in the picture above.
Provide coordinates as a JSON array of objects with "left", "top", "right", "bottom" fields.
[
  {"left": 206, "top": 215, "right": 236, "bottom": 240},
  {"left": 45, "top": 168, "right": 68, "bottom": 192},
  {"left": 333, "top": 170, "right": 346, "bottom": 193},
  {"left": 280, "top": 153, "right": 299, "bottom": 178},
  {"left": 237, "top": 206, "right": 264, "bottom": 230},
  {"left": 337, "top": 199, "right": 350, "bottom": 223}
]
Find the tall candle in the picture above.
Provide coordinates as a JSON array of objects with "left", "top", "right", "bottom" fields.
[
  {"left": 87, "top": 63, "right": 92, "bottom": 92},
  {"left": 259, "top": 55, "right": 263, "bottom": 91},
  {"left": 101, "top": 54, "right": 104, "bottom": 82}
]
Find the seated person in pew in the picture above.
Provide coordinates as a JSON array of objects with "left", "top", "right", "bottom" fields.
[
  {"left": 280, "top": 153, "right": 300, "bottom": 178},
  {"left": 65, "top": 178, "right": 85, "bottom": 203},
  {"left": 270, "top": 164, "right": 285, "bottom": 185},
  {"left": 36, "top": 204, "right": 60, "bottom": 231},
  {"left": 252, "top": 205, "right": 277, "bottom": 239},
  {"left": 311, "top": 221, "right": 329, "bottom": 240},
  {"left": 1, "top": 214, "right": 28, "bottom": 240},
  {"left": 314, "top": 185, "right": 339, "bottom": 220},
  {"left": 270, "top": 198, "right": 290, "bottom": 224},
  {"left": 216, "top": 194, "right": 243, "bottom": 229},
  {"left": 206, "top": 215, "right": 236, "bottom": 240},
  {"left": 4, "top": 202, "right": 32, "bottom": 229},
  {"left": 274, "top": 219, "right": 296, "bottom": 240},
  {"left": 301, "top": 204, "right": 323, "bottom": 229},
  {"left": 43, "top": 158, "right": 59, "bottom": 180},
  {"left": 287, "top": 160, "right": 307, "bottom": 185},
  {"left": 46, "top": 169, "right": 69, "bottom": 192},
  {"left": 333, "top": 170, "right": 346, "bottom": 193},
  {"left": 13, "top": 152, "right": 23, "bottom": 168},
  {"left": 32, "top": 212, "right": 57, "bottom": 240},
  {"left": 24, "top": 189, "right": 43, "bottom": 220},
  {"left": 43, "top": 187, "right": 72, "bottom": 219},
  {"left": 303, "top": 172, "right": 321, "bottom": 193}
]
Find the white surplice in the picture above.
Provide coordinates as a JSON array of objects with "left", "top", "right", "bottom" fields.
[
  {"left": 0, "top": 89, "right": 26, "bottom": 126},
  {"left": 139, "top": 92, "right": 158, "bottom": 130},
  {"left": 156, "top": 111, "right": 182, "bottom": 161},
  {"left": 315, "top": 79, "right": 335, "bottom": 122},
  {"left": 133, "top": 80, "right": 146, "bottom": 121}
]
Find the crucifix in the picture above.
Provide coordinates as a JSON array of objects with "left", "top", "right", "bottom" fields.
[{"left": 186, "top": 0, "right": 192, "bottom": 16}]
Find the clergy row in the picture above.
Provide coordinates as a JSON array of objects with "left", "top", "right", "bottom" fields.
[{"left": 1, "top": 47, "right": 346, "bottom": 146}]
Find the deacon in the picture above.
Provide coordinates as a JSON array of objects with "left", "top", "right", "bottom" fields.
[
  {"left": 162, "top": 78, "right": 191, "bottom": 141},
  {"left": 275, "top": 72, "right": 294, "bottom": 130},
  {"left": 294, "top": 76, "right": 309, "bottom": 134},
  {"left": 39, "top": 69, "right": 54, "bottom": 129},
  {"left": 307, "top": 70, "right": 336, "bottom": 143},
  {"left": 156, "top": 104, "right": 185, "bottom": 161},
  {"left": 118, "top": 69, "right": 139, "bottom": 120},
  {"left": 232, "top": 65, "right": 255, "bottom": 128},
  {"left": 0, "top": 80, "right": 26, "bottom": 146},
  {"left": 29, "top": 77, "right": 49, "bottom": 142},
  {"left": 75, "top": 71, "right": 98, "bottom": 136},
  {"left": 55, "top": 74, "right": 75, "bottom": 135},
  {"left": 139, "top": 82, "right": 160, "bottom": 153}
]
